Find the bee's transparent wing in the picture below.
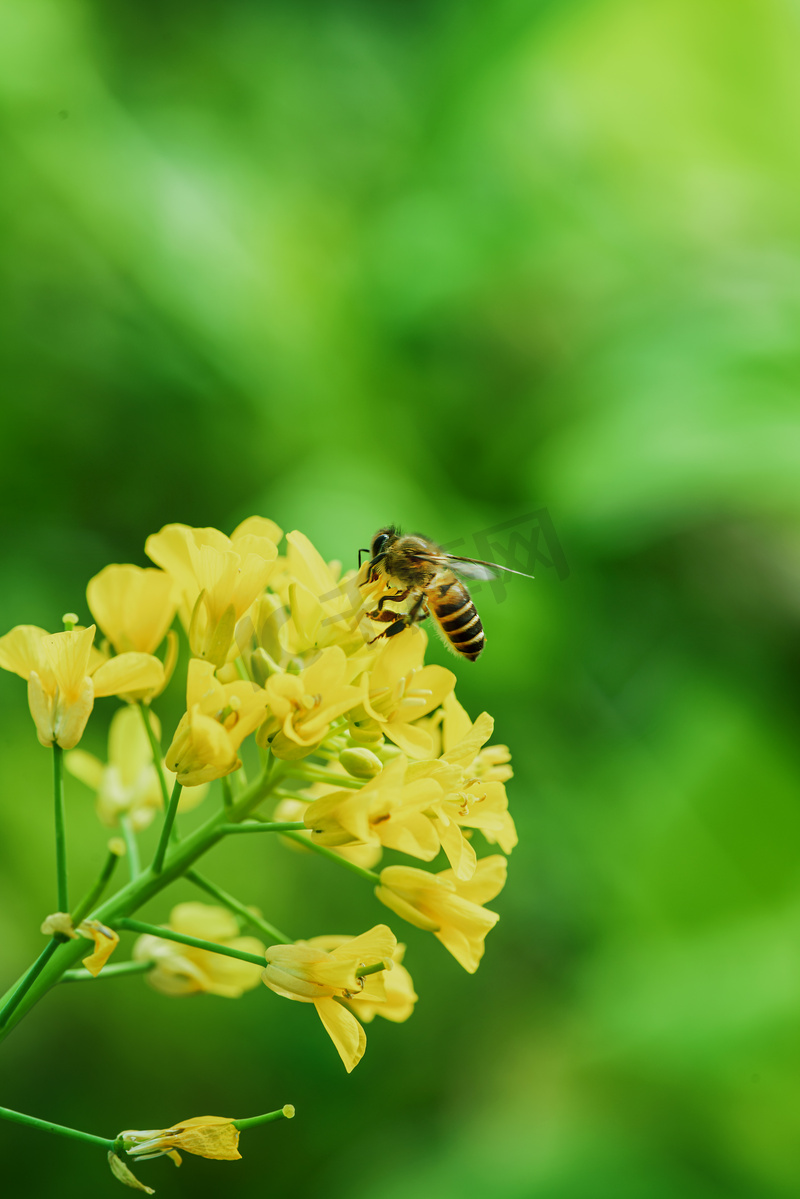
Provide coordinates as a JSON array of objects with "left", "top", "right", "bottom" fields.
[
  {"left": 415, "top": 552, "right": 534, "bottom": 582},
  {"left": 448, "top": 561, "right": 496, "bottom": 582}
]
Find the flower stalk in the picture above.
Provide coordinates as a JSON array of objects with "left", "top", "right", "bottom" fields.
[
  {"left": 71, "top": 847, "right": 121, "bottom": 926},
  {"left": 0, "top": 1103, "right": 116, "bottom": 1150},
  {"left": 151, "top": 778, "right": 183, "bottom": 874},
  {"left": 53, "top": 745, "right": 68, "bottom": 911},
  {"left": 137, "top": 700, "right": 171, "bottom": 808},
  {"left": 117, "top": 917, "right": 268, "bottom": 968},
  {"left": 279, "top": 829, "right": 381, "bottom": 883},
  {"left": 186, "top": 870, "right": 293, "bottom": 944},
  {"left": 61, "top": 960, "right": 154, "bottom": 983}
]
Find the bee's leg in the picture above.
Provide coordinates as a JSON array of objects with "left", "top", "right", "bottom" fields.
[
  {"left": 364, "top": 610, "right": 410, "bottom": 644},
  {"left": 407, "top": 593, "right": 429, "bottom": 624},
  {"left": 377, "top": 589, "right": 410, "bottom": 612}
]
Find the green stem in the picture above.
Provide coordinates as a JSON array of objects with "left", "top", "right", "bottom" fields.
[
  {"left": 0, "top": 762, "right": 278, "bottom": 1041},
  {"left": 280, "top": 830, "right": 381, "bottom": 882},
  {"left": 53, "top": 745, "right": 68, "bottom": 911},
  {"left": 234, "top": 1105, "right": 295, "bottom": 1131},
  {"left": 138, "top": 701, "right": 170, "bottom": 808},
  {"left": 117, "top": 918, "right": 266, "bottom": 968},
  {"left": 71, "top": 849, "right": 120, "bottom": 926},
  {"left": 119, "top": 816, "right": 141, "bottom": 879},
  {"left": 61, "top": 960, "right": 154, "bottom": 983},
  {"left": 221, "top": 775, "right": 234, "bottom": 810},
  {"left": 186, "top": 871, "right": 292, "bottom": 944},
  {"left": 152, "top": 779, "right": 183, "bottom": 874},
  {"left": 0, "top": 938, "right": 62, "bottom": 1028},
  {"left": 0, "top": 1104, "right": 115, "bottom": 1150},
  {"left": 219, "top": 821, "right": 307, "bottom": 835}
]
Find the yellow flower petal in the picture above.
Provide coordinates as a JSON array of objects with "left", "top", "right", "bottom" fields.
[
  {"left": 78, "top": 919, "right": 120, "bottom": 977},
  {"left": 108, "top": 1151, "right": 155, "bottom": 1194},
  {"left": 313, "top": 997, "right": 366, "bottom": 1073},
  {"left": 43, "top": 626, "right": 96, "bottom": 702},
  {"left": 0, "top": 625, "right": 53, "bottom": 684},
  {"left": 92, "top": 653, "right": 164, "bottom": 699},
  {"left": 87, "top": 565, "right": 177, "bottom": 655}
]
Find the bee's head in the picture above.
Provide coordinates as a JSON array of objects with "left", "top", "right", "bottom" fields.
[
  {"left": 358, "top": 526, "right": 399, "bottom": 570},
  {"left": 370, "top": 526, "right": 399, "bottom": 559}
]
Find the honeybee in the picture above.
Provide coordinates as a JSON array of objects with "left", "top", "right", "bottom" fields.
[{"left": 357, "top": 525, "right": 534, "bottom": 661}]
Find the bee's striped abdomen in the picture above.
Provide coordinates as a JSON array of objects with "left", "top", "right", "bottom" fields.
[{"left": 431, "top": 577, "right": 486, "bottom": 661}]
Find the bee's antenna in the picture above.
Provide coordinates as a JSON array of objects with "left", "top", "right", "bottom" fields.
[{"left": 358, "top": 547, "right": 370, "bottom": 567}]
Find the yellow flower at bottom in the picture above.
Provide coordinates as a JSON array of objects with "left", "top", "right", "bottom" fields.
[
  {"left": 132, "top": 903, "right": 265, "bottom": 997},
  {"left": 261, "top": 925, "right": 396, "bottom": 1072},
  {"left": 119, "top": 1116, "right": 241, "bottom": 1164},
  {"left": 375, "top": 856, "right": 507, "bottom": 973}
]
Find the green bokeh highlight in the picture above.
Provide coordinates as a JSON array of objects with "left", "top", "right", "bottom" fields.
[{"left": 1, "top": 0, "right": 799, "bottom": 1195}]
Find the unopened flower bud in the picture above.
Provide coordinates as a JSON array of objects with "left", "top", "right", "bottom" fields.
[
  {"left": 250, "top": 647, "right": 281, "bottom": 687},
  {"left": 339, "top": 748, "right": 382, "bottom": 779}
]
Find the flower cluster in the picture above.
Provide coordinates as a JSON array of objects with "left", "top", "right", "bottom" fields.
[{"left": 0, "top": 517, "right": 517, "bottom": 1186}]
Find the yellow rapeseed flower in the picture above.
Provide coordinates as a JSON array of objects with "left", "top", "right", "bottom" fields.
[
  {"left": 262, "top": 924, "right": 396, "bottom": 1072},
  {"left": 304, "top": 935, "right": 417, "bottom": 1024},
  {"left": 303, "top": 754, "right": 441, "bottom": 862},
  {"left": 0, "top": 624, "right": 164, "bottom": 748},
  {"left": 273, "top": 794, "right": 384, "bottom": 869},
  {"left": 375, "top": 856, "right": 507, "bottom": 973},
  {"left": 258, "top": 646, "right": 365, "bottom": 760},
  {"left": 166, "top": 659, "right": 269, "bottom": 785},
  {"left": 251, "top": 531, "right": 370, "bottom": 665},
  {"left": 87, "top": 564, "right": 177, "bottom": 656},
  {"left": 132, "top": 903, "right": 265, "bottom": 997},
  {"left": 358, "top": 629, "right": 456, "bottom": 758},
  {"left": 66, "top": 706, "right": 208, "bottom": 831},
  {"left": 145, "top": 518, "right": 280, "bottom": 667},
  {"left": 441, "top": 692, "right": 513, "bottom": 782},
  {"left": 119, "top": 1115, "right": 241, "bottom": 1164}
]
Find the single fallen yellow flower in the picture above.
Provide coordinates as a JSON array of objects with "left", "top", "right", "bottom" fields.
[{"left": 119, "top": 1115, "right": 241, "bottom": 1164}]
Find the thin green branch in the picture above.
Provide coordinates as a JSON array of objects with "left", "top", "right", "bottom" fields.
[
  {"left": 137, "top": 701, "right": 170, "bottom": 808},
  {"left": 53, "top": 745, "right": 68, "bottom": 911},
  {"left": 117, "top": 918, "right": 266, "bottom": 968},
  {"left": 280, "top": 830, "right": 380, "bottom": 882},
  {"left": 219, "top": 821, "right": 307, "bottom": 835},
  {"left": 0, "top": 938, "right": 62, "bottom": 1028},
  {"left": 71, "top": 848, "right": 120, "bottom": 925},
  {"left": 185, "top": 870, "right": 292, "bottom": 944},
  {"left": 0, "top": 1104, "right": 115, "bottom": 1150},
  {"left": 61, "top": 960, "right": 154, "bottom": 983},
  {"left": 0, "top": 761, "right": 279, "bottom": 1040},
  {"left": 221, "top": 774, "right": 234, "bottom": 810},
  {"left": 119, "top": 815, "right": 141, "bottom": 879},
  {"left": 234, "top": 1105, "right": 295, "bottom": 1131},
  {"left": 151, "top": 779, "right": 183, "bottom": 874}
]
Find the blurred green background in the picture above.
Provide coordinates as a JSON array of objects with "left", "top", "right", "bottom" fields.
[{"left": 2, "top": 0, "right": 800, "bottom": 1195}]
